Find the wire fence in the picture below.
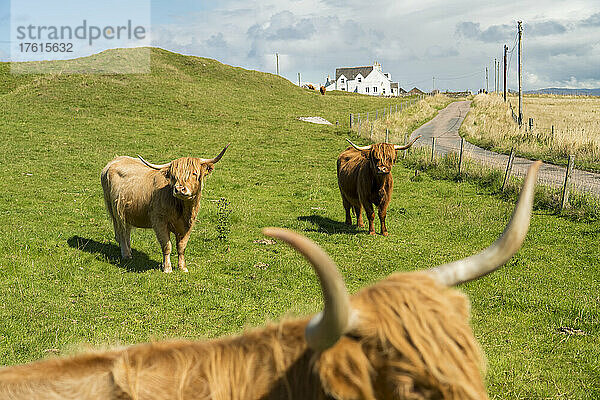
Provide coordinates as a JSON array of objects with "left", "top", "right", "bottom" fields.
[
  {"left": 349, "top": 94, "right": 430, "bottom": 130},
  {"left": 406, "top": 135, "right": 600, "bottom": 209}
]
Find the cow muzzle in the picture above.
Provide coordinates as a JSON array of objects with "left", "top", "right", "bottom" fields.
[
  {"left": 173, "top": 185, "right": 194, "bottom": 200},
  {"left": 377, "top": 166, "right": 390, "bottom": 174}
]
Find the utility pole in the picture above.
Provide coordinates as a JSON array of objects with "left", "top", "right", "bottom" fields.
[
  {"left": 276, "top": 53, "right": 279, "bottom": 76},
  {"left": 432, "top": 76, "right": 435, "bottom": 92},
  {"left": 518, "top": 21, "right": 523, "bottom": 126},
  {"left": 298, "top": 72, "right": 301, "bottom": 86},
  {"left": 497, "top": 58, "right": 500, "bottom": 94},
  {"left": 494, "top": 58, "right": 497, "bottom": 93},
  {"left": 485, "top": 67, "right": 488, "bottom": 93},
  {"left": 503, "top": 44, "right": 508, "bottom": 101}
]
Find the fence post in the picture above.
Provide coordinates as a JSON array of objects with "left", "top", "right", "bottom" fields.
[
  {"left": 366, "top": 112, "right": 369, "bottom": 124},
  {"left": 528, "top": 118, "right": 533, "bottom": 131},
  {"left": 458, "top": 137, "right": 465, "bottom": 174},
  {"left": 376, "top": 110, "right": 378, "bottom": 120},
  {"left": 385, "top": 129, "right": 389, "bottom": 143},
  {"left": 395, "top": 104, "right": 398, "bottom": 113},
  {"left": 431, "top": 137, "right": 436, "bottom": 163},
  {"left": 350, "top": 113, "right": 353, "bottom": 128},
  {"left": 358, "top": 114, "right": 361, "bottom": 136},
  {"left": 560, "top": 155, "right": 575, "bottom": 210},
  {"left": 383, "top": 108, "right": 386, "bottom": 119},
  {"left": 501, "top": 148, "right": 515, "bottom": 191},
  {"left": 370, "top": 124, "right": 373, "bottom": 141}
]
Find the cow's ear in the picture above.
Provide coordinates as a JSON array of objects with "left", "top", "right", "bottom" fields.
[
  {"left": 316, "top": 337, "right": 375, "bottom": 400},
  {"left": 205, "top": 163, "right": 215, "bottom": 175}
]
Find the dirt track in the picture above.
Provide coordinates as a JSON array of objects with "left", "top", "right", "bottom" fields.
[{"left": 408, "top": 101, "right": 600, "bottom": 196}]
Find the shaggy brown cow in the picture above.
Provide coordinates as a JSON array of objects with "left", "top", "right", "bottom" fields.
[
  {"left": 0, "top": 162, "right": 541, "bottom": 400},
  {"left": 337, "top": 137, "right": 421, "bottom": 235},
  {"left": 320, "top": 85, "right": 326, "bottom": 95},
  {"left": 100, "top": 145, "right": 229, "bottom": 273}
]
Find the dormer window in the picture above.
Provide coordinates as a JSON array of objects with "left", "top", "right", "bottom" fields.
[
  {"left": 340, "top": 78, "right": 345, "bottom": 84},
  {"left": 357, "top": 77, "right": 362, "bottom": 83}
]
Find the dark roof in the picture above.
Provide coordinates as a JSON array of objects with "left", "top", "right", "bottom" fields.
[
  {"left": 336, "top": 66, "right": 373, "bottom": 81},
  {"left": 398, "top": 87, "right": 407, "bottom": 93},
  {"left": 408, "top": 87, "right": 424, "bottom": 95},
  {"left": 390, "top": 82, "right": 398, "bottom": 89}
]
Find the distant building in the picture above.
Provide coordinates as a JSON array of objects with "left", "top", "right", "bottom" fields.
[
  {"left": 408, "top": 87, "right": 424, "bottom": 96},
  {"left": 324, "top": 62, "right": 401, "bottom": 96}
]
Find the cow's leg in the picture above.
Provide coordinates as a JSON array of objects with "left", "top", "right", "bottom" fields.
[
  {"left": 342, "top": 196, "right": 353, "bottom": 225},
  {"left": 354, "top": 205, "right": 363, "bottom": 227},
  {"left": 378, "top": 203, "right": 389, "bottom": 236},
  {"left": 121, "top": 225, "right": 133, "bottom": 258},
  {"left": 175, "top": 231, "right": 191, "bottom": 272},
  {"left": 363, "top": 202, "right": 376, "bottom": 235},
  {"left": 112, "top": 220, "right": 132, "bottom": 259},
  {"left": 153, "top": 223, "right": 172, "bottom": 273}
]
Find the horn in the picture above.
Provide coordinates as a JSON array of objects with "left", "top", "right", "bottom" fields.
[
  {"left": 262, "top": 228, "right": 351, "bottom": 351},
  {"left": 393, "top": 135, "right": 421, "bottom": 150},
  {"left": 138, "top": 155, "right": 171, "bottom": 170},
  {"left": 346, "top": 139, "right": 371, "bottom": 151},
  {"left": 428, "top": 160, "right": 541, "bottom": 286},
  {"left": 199, "top": 144, "right": 230, "bottom": 164}
]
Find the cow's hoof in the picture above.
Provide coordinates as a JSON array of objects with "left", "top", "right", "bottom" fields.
[
  {"left": 163, "top": 267, "right": 173, "bottom": 273},
  {"left": 180, "top": 267, "right": 189, "bottom": 273},
  {"left": 369, "top": 231, "right": 376, "bottom": 235},
  {"left": 382, "top": 232, "right": 389, "bottom": 237},
  {"left": 357, "top": 223, "right": 364, "bottom": 228}
]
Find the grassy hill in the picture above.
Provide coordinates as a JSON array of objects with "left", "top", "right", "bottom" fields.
[{"left": 0, "top": 48, "right": 598, "bottom": 399}]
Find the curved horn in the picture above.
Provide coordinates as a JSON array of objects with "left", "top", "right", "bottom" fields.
[
  {"left": 393, "top": 135, "right": 421, "bottom": 150},
  {"left": 428, "top": 160, "right": 541, "bottom": 286},
  {"left": 262, "top": 228, "right": 351, "bottom": 351},
  {"left": 200, "top": 144, "right": 230, "bottom": 164},
  {"left": 346, "top": 139, "right": 371, "bottom": 151},
  {"left": 137, "top": 155, "right": 171, "bottom": 170}
]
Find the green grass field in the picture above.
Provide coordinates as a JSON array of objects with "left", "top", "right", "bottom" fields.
[{"left": 0, "top": 48, "right": 598, "bottom": 399}]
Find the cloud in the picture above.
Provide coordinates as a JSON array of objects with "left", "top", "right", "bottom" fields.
[
  {"left": 527, "top": 20, "right": 567, "bottom": 36},
  {"left": 456, "top": 20, "right": 568, "bottom": 43},
  {"left": 579, "top": 12, "right": 600, "bottom": 27},
  {"left": 455, "top": 22, "right": 512, "bottom": 42},
  {"left": 425, "top": 45, "right": 459, "bottom": 58}
]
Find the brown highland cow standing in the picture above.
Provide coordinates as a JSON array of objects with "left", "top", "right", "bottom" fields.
[
  {"left": 100, "top": 145, "right": 228, "bottom": 272},
  {"left": 0, "top": 162, "right": 542, "bottom": 400},
  {"left": 337, "top": 136, "right": 421, "bottom": 235}
]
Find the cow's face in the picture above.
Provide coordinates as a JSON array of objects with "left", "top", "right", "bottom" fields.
[
  {"left": 368, "top": 143, "right": 397, "bottom": 175},
  {"left": 167, "top": 158, "right": 214, "bottom": 200},
  {"left": 316, "top": 274, "right": 486, "bottom": 400}
]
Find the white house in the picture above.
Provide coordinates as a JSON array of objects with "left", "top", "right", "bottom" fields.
[{"left": 324, "top": 62, "right": 401, "bottom": 96}]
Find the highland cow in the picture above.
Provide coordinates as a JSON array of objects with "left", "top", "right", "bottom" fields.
[
  {"left": 0, "top": 162, "right": 541, "bottom": 400},
  {"left": 100, "top": 144, "right": 229, "bottom": 273},
  {"left": 337, "top": 137, "right": 421, "bottom": 235}
]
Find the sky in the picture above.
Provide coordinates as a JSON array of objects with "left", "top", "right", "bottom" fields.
[{"left": 2, "top": 0, "right": 599, "bottom": 91}]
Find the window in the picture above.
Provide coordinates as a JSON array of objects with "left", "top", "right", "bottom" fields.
[
  {"left": 341, "top": 88, "right": 345, "bottom": 91},
  {"left": 357, "top": 77, "right": 362, "bottom": 83},
  {"left": 340, "top": 78, "right": 345, "bottom": 84},
  {"left": 373, "top": 87, "right": 377, "bottom": 93},
  {"left": 365, "top": 87, "right": 369, "bottom": 93},
  {"left": 383, "top": 88, "right": 385, "bottom": 94}
]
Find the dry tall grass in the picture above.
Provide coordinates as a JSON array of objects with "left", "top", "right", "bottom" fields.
[
  {"left": 461, "top": 94, "right": 600, "bottom": 170},
  {"left": 351, "top": 94, "right": 455, "bottom": 143}
]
